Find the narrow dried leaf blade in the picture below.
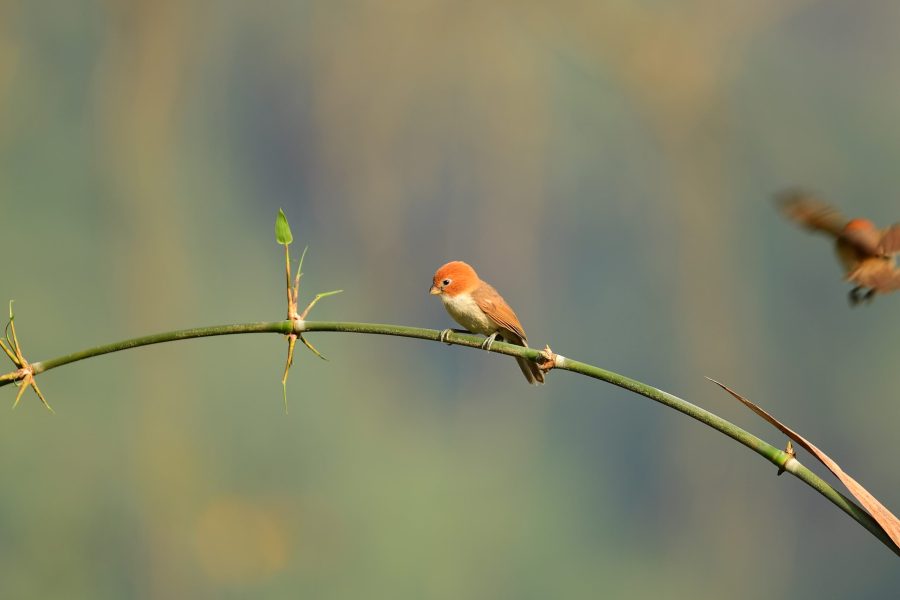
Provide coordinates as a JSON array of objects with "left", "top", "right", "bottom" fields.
[
  {"left": 707, "top": 378, "right": 900, "bottom": 549},
  {"left": 275, "top": 209, "right": 293, "bottom": 245}
]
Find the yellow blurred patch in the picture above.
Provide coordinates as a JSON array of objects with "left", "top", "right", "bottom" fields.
[{"left": 193, "top": 497, "right": 289, "bottom": 584}]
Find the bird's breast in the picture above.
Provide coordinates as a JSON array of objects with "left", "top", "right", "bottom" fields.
[{"left": 440, "top": 292, "right": 496, "bottom": 336}]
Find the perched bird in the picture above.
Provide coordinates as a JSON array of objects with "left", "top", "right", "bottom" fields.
[
  {"left": 777, "top": 190, "right": 900, "bottom": 305},
  {"left": 430, "top": 260, "right": 544, "bottom": 384}
]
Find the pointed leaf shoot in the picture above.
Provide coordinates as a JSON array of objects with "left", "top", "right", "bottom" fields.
[{"left": 275, "top": 209, "right": 293, "bottom": 245}]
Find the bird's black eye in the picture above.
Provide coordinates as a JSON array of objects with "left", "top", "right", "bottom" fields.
[{"left": 442, "top": 279, "right": 451, "bottom": 286}]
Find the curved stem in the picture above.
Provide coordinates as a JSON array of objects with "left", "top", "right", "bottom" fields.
[{"left": 2, "top": 319, "right": 896, "bottom": 556}]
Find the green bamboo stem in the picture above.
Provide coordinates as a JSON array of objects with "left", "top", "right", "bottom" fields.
[{"left": 1, "top": 319, "right": 896, "bottom": 556}]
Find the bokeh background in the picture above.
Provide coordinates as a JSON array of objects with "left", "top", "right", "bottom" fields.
[{"left": 2, "top": 1, "right": 900, "bottom": 597}]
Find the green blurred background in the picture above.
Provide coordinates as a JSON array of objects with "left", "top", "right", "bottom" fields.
[{"left": 2, "top": 1, "right": 900, "bottom": 597}]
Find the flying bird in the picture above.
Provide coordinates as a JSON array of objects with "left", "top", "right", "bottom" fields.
[
  {"left": 430, "top": 261, "right": 544, "bottom": 384},
  {"left": 777, "top": 190, "right": 900, "bottom": 305}
]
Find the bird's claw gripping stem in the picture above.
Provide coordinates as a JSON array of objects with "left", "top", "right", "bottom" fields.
[{"left": 481, "top": 332, "right": 498, "bottom": 351}]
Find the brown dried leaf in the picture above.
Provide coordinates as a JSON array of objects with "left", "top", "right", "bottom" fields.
[{"left": 707, "top": 378, "right": 900, "bottom": 549}]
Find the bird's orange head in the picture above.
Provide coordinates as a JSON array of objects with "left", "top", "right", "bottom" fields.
[
  {"left": 844, "top": 218, "right": 876, "bottom": 233},
  {"left": 430, "top": 261, "right": 480, "bottom": 297}
]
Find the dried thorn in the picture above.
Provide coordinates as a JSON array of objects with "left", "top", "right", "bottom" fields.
[
  {"left": 10, "top": 369, "right": 52, "bottom": 412},
  {"left": 0, "top": 338, "right": 17, "bottom": 366},
  {"left": 299, "top": 333, "right": 328, "bottom": 361},
  {"left": 777, "top": 440, "right": 795, "bottom": 476},
  {"left": 294, "top": 245, "right": 308, "bottom": 293},
  {"left": 30, "top": 381, "right": 54, "bottom": 413},
  {"left": 0, "top": 369, "right": 23, "bottom": 384},
  {"left": 7, "top": 302, "right": 25, "bottom": 364},
  {"left": 12, "top": 375, "right": 28, "bottom": 409},
  {"left": 281, "top": 334, "right": 297, "bottom": 415},
  {"left": 4, "top": 319, "right": 14, "bottom": 359},
  {"left": 299, "top": 289, "right": 343, "bottom": 320},
  {"left": 2, "top": 306, "right": 51, "bottom": 412},
  {"left": 282, "top": 335, "right": 297, "bottom": 384}
]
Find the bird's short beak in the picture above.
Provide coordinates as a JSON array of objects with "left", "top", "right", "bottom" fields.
[{"left": 429, "top": 285, "right": 441, "bottom": 295}]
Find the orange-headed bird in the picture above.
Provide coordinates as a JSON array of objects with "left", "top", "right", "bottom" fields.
[
  {"left": 778, "top": 190, "right": 900, "bottom": 305},
  {"left": 430, "top": 261, "right": 544, "bottom": 384}
]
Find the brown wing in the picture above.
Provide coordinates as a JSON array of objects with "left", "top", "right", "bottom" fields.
[
  {"left": 878, "top": 224, "right": 900, "bottom": 255},
  {"left": 776, "top": 190, "right": 847, "bottom": 237},
  {"left": 472, "top": 284, "right": 545, "bottom": 384},
  {"left": 472, "top": 283, "right": 528, "bottom": 344}
]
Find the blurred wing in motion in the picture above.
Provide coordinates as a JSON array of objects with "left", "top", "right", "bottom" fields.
[
  {"left": 776, "top": 190, "right": 847, "bottom": 237},
  {"left": 841, "top": 223, "right": 887, "bottom": 256}
]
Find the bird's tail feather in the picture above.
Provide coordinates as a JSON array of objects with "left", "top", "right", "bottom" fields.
[
  {"left": 501, "top": 330, "right": 545, "bottom": 385},
  {"left": 516, "top": 356, "right": 545, "bottom": 384}
]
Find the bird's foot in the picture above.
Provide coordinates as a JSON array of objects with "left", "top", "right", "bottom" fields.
[
  {"left": 439, "top": 329, "right": 471, "bottom": 344},
  {"left": 481, "top": 332, "right": 498, "bottom": 351},
  {"left": 848, "top": 286, "right": 876, "bottom": 306},
  {"left": 537, "top": 345, "right": 559, "bottom": 373}
]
